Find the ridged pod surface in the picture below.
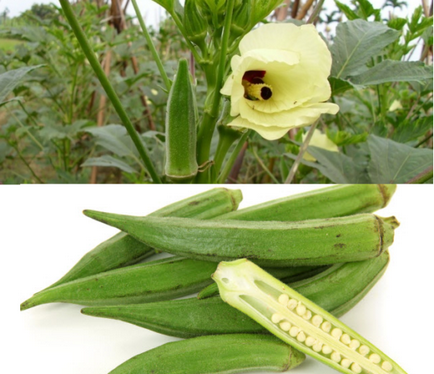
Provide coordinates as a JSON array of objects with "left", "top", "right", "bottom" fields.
[
  {"left": 213, "top": 259, "right": 407, "bottom": 374},
  {"left": 221, "top": 184, "right": 396, "bottom": 222},
  {"left": 108, "top": 334, "right": 306, "bottom": 374},
  {"left": 21, "top": 257, "right": 321, "bottom": 310},
  {"left": 46, "top": 188, "right": 242, "bottom": 289},
  {"left": 81, "top": 252, "right": 389, "bottom": 338},
  {"left": 83, "top": 211, "right": 398, "bottom": 267}
]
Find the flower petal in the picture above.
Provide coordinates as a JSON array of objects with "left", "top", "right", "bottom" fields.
[{"left": 239, "top": 101, "right": 339, "bottom": 128}]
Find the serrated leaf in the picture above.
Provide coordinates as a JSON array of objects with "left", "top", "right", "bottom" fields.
[
  {"left": 86, "top": 124, "right": 136, "bottom": 158},
  {"left": 0, "top": 65, "right": 44, "bottom": 104},
  {"left": 367, "top": 135, "right": 433, "bottom": 183},
  {"left": 81, "top": 155, "right": 136, "bottom": 173},
  {"left": 331, "top": 20, "right": 400, "bottom": 79},
  {"left": 329, "top": 77, "right": 355, "bottom": 96},
  {"left": 392, "top": 116, "right": 433, "bottom": 144},
  {"left": 304, "top": 146, "right": 370, "bottom": 183},
  {"left": 348, "top": 60, "right": 433, "bottom": 86}
]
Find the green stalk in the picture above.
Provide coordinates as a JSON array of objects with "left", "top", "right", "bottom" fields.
[
  {"left": 217, "top": 130, "right": 250, "bottom": 183},
  {"left": 196, "top": 0, "right": 236, "bottom": 182},
  {"left": 58, "top": 0, "right": 161, "bottom": 183},
  {"left": 131, "top": 0, "right": 171, "bottom": 91},
  {"left": 284, "top": 120, "right": 319, "bottom": 184}
]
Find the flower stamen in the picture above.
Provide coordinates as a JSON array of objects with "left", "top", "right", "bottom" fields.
[{"left": 243, "top": 81, "right": 273, "bottom": 101}]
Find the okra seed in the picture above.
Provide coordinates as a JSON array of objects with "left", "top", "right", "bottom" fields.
[
  {"left": 359, "top": 345, "right": 370, "bottom": 356},
  {"left": 297, "top": 331, "right": 306, "bottom": 342},
  {"left": 312, "top": 315, "right": 323, "bottom": 327},
  {"left": 279, "top": 321, "right": 291, "bottom": 331},
  {"left": 287, "top": 299, "right": 297, "bottom": 310},
  {"left": 303, "top": 310, "right": 312, "bottom": 320},
  {"left": 322, "top": 345, "right": 332, "bottom": 355},
  {"left": 369, "top": 353, "right": 381, "bottom": 364},
  {"left": 331, "top": 328, "right": 343, "bottom": 339},
  {"left": 296, "top": 304, "right": 306, "bottom": 316},
  {"left": 305, "top": 336, "right": 316, "bottom": 347},
  {"left": 271, "top": 313, "right": 284, "bottom": 324},
  {"left": 278, "top": 294, "right": 289, "bottom": 305},
  {"left": 351, "top": 363, "right": 362, "bottom": 373},
  {"left": 341, "top": 333, "right": 351, "bottom": 345},
  {"left": 289, "top": 326, "right": 300, "bottom": 337},
  {"left": 381, "top": 361, "right": 393, "bottom": 371},
  {"left": 321, "top": 321, "right": 332, "bottom": 332},
  {"left": 349, "top": 340, "right": 361, "bottom": 350},
  {"left": 331, "top": 352, "right": 341, "bottom": 362},
  {"left": 341, "top": 358, "right": 352, "bottom": 368},
  {"left": 313, "top": 342, "right": 323, "bottom": 352}
]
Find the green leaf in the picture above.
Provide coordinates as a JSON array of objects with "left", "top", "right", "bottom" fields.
[
  {"left": 348, "top": 60, "right": 433, "bottom": 86},
  {"left": 0, "top": 65, "right": 44, "bottom": 104},
  {"left": 305, "top": 146, "right": 370, "bottom": 183},
  {"left": 330, "top": 20, "right": 400, "bottom": 79},
  {"left": 335, "top": 1, "right": 359, "bottom": 20},
  {"left": 329, "top": 77, "right": 355, "bottom": 96},
  {"left": 392, "top": 116, "right": 433, "bottom": 144},
  {"left": 39, "top": 120, "right": 93, "bottom": 141},
  {"left": 81, "top": 155, "right": 136, "bottom": 173},
  {"left": 387, "top": 17, "right": 407, "bottom": 31},
  {"left": 86, "top": 124, "right": 137, "bottom": 158},
  {"left": 367, "top": 135, "right": 433, "bottom": 183}
]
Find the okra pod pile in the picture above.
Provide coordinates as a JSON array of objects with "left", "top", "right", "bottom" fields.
[{"left": 20, "top": 184, "right": 408, "bottom": 374}]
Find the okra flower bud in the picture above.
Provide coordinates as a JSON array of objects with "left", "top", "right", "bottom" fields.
[{"left": 184, "top": 0, "right": 208, "bottom": 48}]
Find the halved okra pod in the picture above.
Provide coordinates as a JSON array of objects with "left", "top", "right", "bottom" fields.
[
  {"left": 45, "top": 187, "right": 242, "bottom": 289},
  {"left": 213, "top": 259, "right": 407, "bottom": 374},
  {"left": 108, "top": 334, "right": 306, "bottom": 374},
  {"left": 81, "top": 252, "right": 389, "bottom": 338},
  {"left": 83, "top": 211, "right": 398, "bottom": 267},
  {"left": 20, "top": 256, "right": 321, "bottom": 310}
]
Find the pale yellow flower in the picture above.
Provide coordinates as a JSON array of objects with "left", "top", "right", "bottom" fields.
[
  {"left": 388, "top": 100, "right": 403, "bottom": 112},
  {"left": 302, "top": 129, "right": 339, "bottom": 162},
  {"left": 221, "top": 23, "right": 339, "bottom": 140}
]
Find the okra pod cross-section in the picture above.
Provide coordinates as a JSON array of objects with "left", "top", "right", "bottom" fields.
[{"left": 213, "top": 259, "right": 408, "bottom": 374}]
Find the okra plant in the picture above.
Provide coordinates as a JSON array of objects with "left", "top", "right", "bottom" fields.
[{"left": 54, "top": 0, "right": 432, "bottom": 184}]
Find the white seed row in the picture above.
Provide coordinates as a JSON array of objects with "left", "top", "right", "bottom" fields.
[{"left": 275, "top": 293, "right": 394, "bottom": 373}]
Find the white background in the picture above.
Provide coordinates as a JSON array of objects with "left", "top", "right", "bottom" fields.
[{"left": 2, "top": 184, "right": 433, "bottom": 373}]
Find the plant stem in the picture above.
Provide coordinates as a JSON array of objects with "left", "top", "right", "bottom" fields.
[
  {"left": 59, "top": 0, "right": 161, "bottom": 183},
  {"left": 196, "top": 0, "right": 235, "bottom": 181},
  {"left": 217, "top": 130, "right": 250, "bottom": 183},
  {"left": 284, "top": 120, "right": 319, "bottom": 184},
  {"left": 131, "top": 0, "right": 171, "bottom": 91},
  {"left": 251, "top": 146, "right": 280, "bottom": 184}
]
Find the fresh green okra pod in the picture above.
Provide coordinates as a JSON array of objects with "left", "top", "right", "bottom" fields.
[
  {"left": 47, "top": 184, "right": 396, "bottom": 289},
  {"left": 83, "top": 212, "right": 398, "bottom": 267},
  {"left": 21, "top": 256, "right": 322, "bottom": 310},
  {"left": 164, "top": 58, "right": 198, "bottom": 182},
  {"left": 46, "top": 188, "right": 242, "bottom": 289},
  {"left": 81, "top": 252, "right": 389, "bottom": 338},
  {"left": 213, "top": 259, "right": 407, "bottom": 374},
  {"left": 108, "top": 334, "right": 306, "bottom": 374},
  {"left": 220, "top": 184, "right": 396, "bottom": 222}
]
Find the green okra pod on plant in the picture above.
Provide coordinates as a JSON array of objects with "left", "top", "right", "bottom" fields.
[
  {"left": 213, "top": 259, "right": 407, "bottom": 374},
  {"left": 81, "top": 252, "right": 389, "bottom": 338},
  {"left": 165, "top": 58, "right": 198, "bottom": 182},
  {"left": 107, "top": 334, "right": 306, "bottom": 374},
  {"left": 83, "top": 211, "right": 398, "bottom": 267},
  {"left": 45, "top": 188, "right": 242, "bottom": 289}
]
